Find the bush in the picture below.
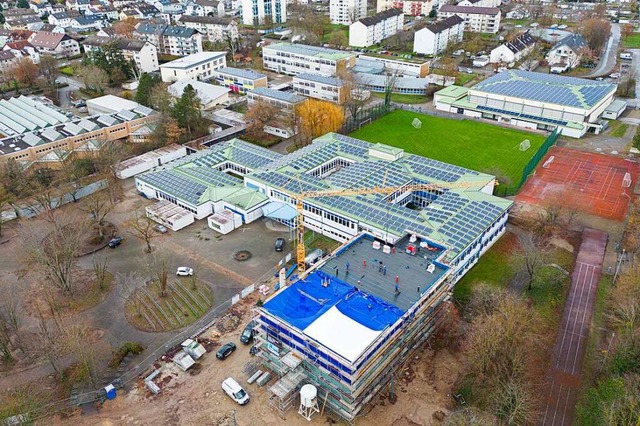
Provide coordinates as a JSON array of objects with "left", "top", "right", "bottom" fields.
[
  {"left": 108, "top": 342, "right": 145, "bottom": 368},
  {"left": 59, "top": 66, "right": 74, "bottom": 76},
  {"left": 634, "top": 127, "right": 640, "bottom": 149}
]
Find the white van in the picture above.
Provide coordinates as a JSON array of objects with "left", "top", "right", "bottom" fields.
[
  {"left": 304, "top": 248, "right": 324, "bottom": 266},
  {"left": 222, "top": 378, "right": 250, "bottom": 405},
  {"left": 620, "top": 52, "right": 633, "bottom": 60}
]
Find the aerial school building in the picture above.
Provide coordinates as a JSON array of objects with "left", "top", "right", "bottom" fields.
[{"left": 133, "top": 134, "right": 511, "bottom": 421}]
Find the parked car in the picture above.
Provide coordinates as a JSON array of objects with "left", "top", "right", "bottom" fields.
[
  {"left": 609, "top": 72, "right": 621, "bottom": 79},
  {"left": 108, "top": 236, "right": 123, "bottom": 248},
  {"left": 74, "top": 100, "right": 86, "bottom": 108},
  {"left": 275, "top": 237, "right": 285, "bottom": 252},
  {"left": 154, "top": 224, "right": 168, "bottom": 234},
  {"left": 240, "top": 321, "right": 256, "bottom": 344},
  {"left": 222, "top": 377, "right": 250, "bottom": 405},
  {"left": 216, "top": 342, "right": 237, "bottom": 360},
  {"left": 176, "top": 267, "right": 194, "bottom": 276}
]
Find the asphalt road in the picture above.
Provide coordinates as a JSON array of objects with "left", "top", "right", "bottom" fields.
[
  {"left": 585, "top": 23, "right": 620, "bottom": 77},
  {"left": 56, "top": 75, "right": 84, "bottom": 108}
]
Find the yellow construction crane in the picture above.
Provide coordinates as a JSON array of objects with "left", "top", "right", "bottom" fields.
[{"left": 291, "top": 181, "right": 482, "bottom": 273}]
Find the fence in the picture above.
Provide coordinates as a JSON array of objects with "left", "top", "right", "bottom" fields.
[
  {"left": 10, "top": 267, "right": 277, "bottom": 424},
  {"left": 340, "top": 103, "right": 392, "bottom": 134},
  {"left": 494, "top": 128, "right": 561, "bottom": 197}
]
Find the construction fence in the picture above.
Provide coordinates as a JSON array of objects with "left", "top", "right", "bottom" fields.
[{"left": 494, "top": 128, "right": 561, "bottom": 197}]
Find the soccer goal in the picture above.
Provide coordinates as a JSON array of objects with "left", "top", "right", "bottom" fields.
[
  {"left": 359, "top": 118, "right": 371, "bottom": 129},
  {"left": 519, "top": 139, "right": 531, "bottom": 151},
  {"left": 412, "top": 118, "right": 422, "bottom": 129}
]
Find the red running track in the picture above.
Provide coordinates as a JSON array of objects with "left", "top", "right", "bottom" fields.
[{"left": 541, "top": 228, "right": 608, "bottom": 426}]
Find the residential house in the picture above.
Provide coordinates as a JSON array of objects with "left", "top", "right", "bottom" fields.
[
  {"left": 0, "top": 51, "right": 20, "bottom": 81},
  {"left": 4, "top": 15, "right": 41, "bottom": 30},
  {"left": 159, "top": 51, "right": 226, "bottom": 82},
  {"left": 293, "top": 73, "right": 345, "bottom": 103},
  {"left": 212, "top": 66, "right": 267, "bottom": 93},
  {"left": 28, "top": 31, "right": 81, "bottom": 57},
  {"left": 71, "top": 15, "right": 107, "bottom": 31},
  {"left": 3, "top": 40, "right": 41, "bottom": 63},
  {"left": 438, "top": 5, "right": 501, "bottom": 33},
  {"left": 97, "top": 27, "right": 119, "bottom": 38},
  {"left": 242, "top": 0, "right": 286, "bottom": 25},
  {"left": 119, "top": 9, "right": 140, "bottom": 20},
  {"left": 83, "top": 36, "right": 159, "bottom": 73},
  {"left": 545, "top": 33, "right": 588, "bottom": 69},
  {"left": 184, "top": 0, "right": 225, "bottom": 17},
  {"left": 178, "top": 15, "right": 235, "bottom": 43},
  {"left": 349, "top": 9, "right": 404, "bottom": 48},
  {"left": 28, "top": 23, "right": 65, "bottom": 33},
  {"left": 48, "top": 11, "right": 81, "bottom": 28},
  {"left": 489, "top": 31, "right": 536, "bottom": 65},
  {"left": 66, "top": 0, "right": 92, "bottom": 12},
  {"left": 413, "top": 15, "right": 465, "bottom": 55},
  {"left": 87, "top": 5, "right": 119, "bottom": 20}
]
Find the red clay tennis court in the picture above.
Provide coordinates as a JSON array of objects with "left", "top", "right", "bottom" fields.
[{"left": 516, "top": 147, "right": 640, "bottom": 221}]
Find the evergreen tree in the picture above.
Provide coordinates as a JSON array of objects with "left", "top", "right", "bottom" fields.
[
  {"left": 172, "top": 84, "right": 203, "bottom": 138},
  {"left": 0, "top": 13, "right": 4, "bottom": 25},
  {"left": 134, "top": 73, "right": 160, "bottom": 107},
  {"left": 17, "top": 0, "right": 29, "bottom": 8}
]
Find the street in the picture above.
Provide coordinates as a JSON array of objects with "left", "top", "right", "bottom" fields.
[{"left": 585, "top": 23, "right": 621, "bottom": 77}]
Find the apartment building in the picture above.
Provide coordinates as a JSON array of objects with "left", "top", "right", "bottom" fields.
[
  {"left": 376, "top": 0, "right": 434, "bottom": 16},
  {"left": 28, "top": 31, "right": 80, "bottom": 57},
  {"left": 330, "top": 0, "right": 367, "bottom": 24},
  {"left": 212, "top": 67, "right": 267, "bottom": 93},
  {"left": 159, "top": 51, "right": 227, "bottom": 82},
  {"left": 438, "top": 5, "right": 501, "bottom": 33},
  {"left": 489, "top": 31, "right": 536, "bottom": 64},
  {"left": 413, "top": 15, "right": 464, "bottom": 55},
  {"left": 458, "top": 0, "right": 500, "bottom": 8},
  {"left": 134, "top": 23, "right": 203, "bottom": 56},
  {"left": 293, "top": 73, "right": 345, "bottom": 103},
  {"left": 262, "top": 43, "right": 356, "bottom": 76},
  {"left": 177, "top": 16, "right": 236, "bottom": 43},
  {"left": 349, "top": 8, "right": 403, "bottom": 48},
  {"left": 241, "top": 0, "right": 286, "bottom": 25}
]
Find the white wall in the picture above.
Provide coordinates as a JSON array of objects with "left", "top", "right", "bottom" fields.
[{"left": 242, "top": 0, "right": 287, "bottom": 25}]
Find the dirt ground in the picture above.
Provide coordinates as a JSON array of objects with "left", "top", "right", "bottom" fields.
[{"left": 49, "top": 297, "right": 462, "bottom": 426}]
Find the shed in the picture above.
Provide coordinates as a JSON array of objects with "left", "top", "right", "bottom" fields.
[
  {"left": 207, "top": 209, "right": 242, "bottom": 234},
  {"left": 173, "top": 350, "right": 195, "bottom": 371},
  {"left": 602, "top": 99, "right": 627, "bottom": 120}
]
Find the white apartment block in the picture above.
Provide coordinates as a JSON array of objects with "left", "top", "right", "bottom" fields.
[
  {"left": 330, "top": 0, "right": 367, "bottom": 25},
  {"left": 413, "top": 15, "right": 464, "bottom": 55},
  {"left": 178, "top": 16, "right": 237, "bottom": 43},
  {"left": 83, "top": 37, "right": 160, "bottom": 74},
  {"left": 349, "top": 8, "right": 403, "bottom": 48},
  {"left": 241, "top": 0, "right": 286, "bottom": 26},
  {"left": 377, "top": 0, "right": 434, "bottom": 16},
  {"left": 438, "top": 5, "right": 501, "bottom": 33},
  {"left": 160, "top": 51, "right": 227, "bottom": 82},
  {"left": 134, "top": 23, "right": 203, "bottom": 57},
  {"left": 293, "top": 73, "right": 345, "bottom": 103},
  {"left": 458, "top": 0, "right": 500, "bottom": 8},
  {"left": 262, "top": 43, "right": 356, "bottom": 76}
]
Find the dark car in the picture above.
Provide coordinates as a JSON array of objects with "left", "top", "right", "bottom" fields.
[
  {"left": 108, "top": 236, "right": 123, "bottom": 248},
  {"left": 240, "top": 321, "right": 256, "bottom": 344},
  {"left": 216, "top": 342, "right": 237, "bottom": 360},
  {"left": 275, "top": 237, "right": 285, "bottom": 252}
]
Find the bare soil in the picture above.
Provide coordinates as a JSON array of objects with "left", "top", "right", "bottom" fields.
[{"left": 49, "top": 299, "right": 463, "bottom": 426}]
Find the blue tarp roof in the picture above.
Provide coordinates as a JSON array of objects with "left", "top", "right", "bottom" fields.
[
  {"left": 262, "top": 201, "right": 298, "bottom": 221},
  {"left": 263, "top": 271, "right": 404, "bottom": 331}
]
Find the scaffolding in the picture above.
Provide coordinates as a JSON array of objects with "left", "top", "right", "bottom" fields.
[{"left": 267, "top": 367, "right": 307, "bottom": 419}]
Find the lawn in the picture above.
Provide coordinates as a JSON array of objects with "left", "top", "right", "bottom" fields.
[
  {"left": 350, "top": 110, "right": 547, "bottom": 190},
  {"left": 322, "top": 23, "right": 349, "bottom": 43},
  {"left": 371, "top": 92, "right": 428, "bottom": 104},
  {"left": 623, "top": 32, "right": 640, "bottom": 48},
  {"left": 608, "top": 121, "right": 629, "bottom": 138}
]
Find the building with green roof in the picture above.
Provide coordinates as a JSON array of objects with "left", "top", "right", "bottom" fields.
[{"left": 434, "top": 70, "right": 619, "bottom": 138}]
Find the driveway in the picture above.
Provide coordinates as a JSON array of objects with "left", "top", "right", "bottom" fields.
[{"left": 584, "top": 23, "right": 620, "bottom": 77}]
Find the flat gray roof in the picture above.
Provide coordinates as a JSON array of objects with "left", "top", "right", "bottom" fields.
[{"left": 215, "top": 66, "right": 266, "bottom": 80}]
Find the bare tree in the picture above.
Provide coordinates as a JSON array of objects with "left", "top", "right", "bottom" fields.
[
  {"left": 580, "top": 18, "right": 612, "bottom": 52},
  {"left": 23, "top": 182, "right": 63, "bottom": 226},
  {"left": 81, "top": 191, "right": 112, "bottom": 237},
  {"left": 128, "top": 212, "right": 156, "bottom": 253},
  {"left": 92, "top": 256, "right": 109, "bottom": 291},
  {"left": 0, "top": 183, "right": 14, "bottom": 237},
  {"left": 511, "top": 233, "right": 548, "bottom": 291},
  {"left": 383, "top": 72, "right": 399, "bottom": 107},
  {"left": 118, "top": 271, "right": 144, "bottom": 318},
  {"left": 95, "top": 141, "right": 126, "bottom": 204},
  {"left": 63, "top": 324, "right": 100, "bottom": 386},
  {"left": 23, "top": 219, "right": 85, "bottom": 295},
  {"left": 156, "top": 257, "right": 169, "bottom": 297},
  {"left": 245, "top": 97, "right": 279, "bottom": 138},
  {"left": 35, "top": 306, "right": 63, "bottom": 376},
  {"left": 339, "top": 71, "right": 368, "bottom": 120}
]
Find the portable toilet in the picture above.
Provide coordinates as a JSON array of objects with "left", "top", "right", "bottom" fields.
[{"left": 104, "top": 384, "right": 117, "bottom": 400}]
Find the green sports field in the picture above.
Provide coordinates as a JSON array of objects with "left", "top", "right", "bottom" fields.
[{"left": 350, "top": 110, "right": 546, "bottom": 190}]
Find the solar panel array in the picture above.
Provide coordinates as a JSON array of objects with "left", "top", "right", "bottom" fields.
[
  {"left": 437, "top": 201, "right": 504, "bottom": 251},
  {"left": 140, "top": 170, "right": 207, "bottom": 205},
  {"left": 180, "top": 166, "right": 241, "bottom": 187},
  {"left": 282, "top": 172, "right": 330, "bottom": 193},
  {"left": 473, "top": 70, "right": 615, "bottom": 109},
  {"left": 403, "top": 156, "right": 476, "bottom": 182},
  {"left": 425, "top": 192, "right": 468, "bottom": 223},
  {"left": 477, "top": 105, "right": 569, "bottom": 126},
  {"left": 230, "top": 145, "right": 281, "bottom": 169},
  {"left": 326, "top": 160, "right": 409, "bottom": 189},
  {"left": 191, "top": 151, "right": 227, "bottom": 167},
  {"left": 288, "top": 145, "right": 338, "bottom": 171}
]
